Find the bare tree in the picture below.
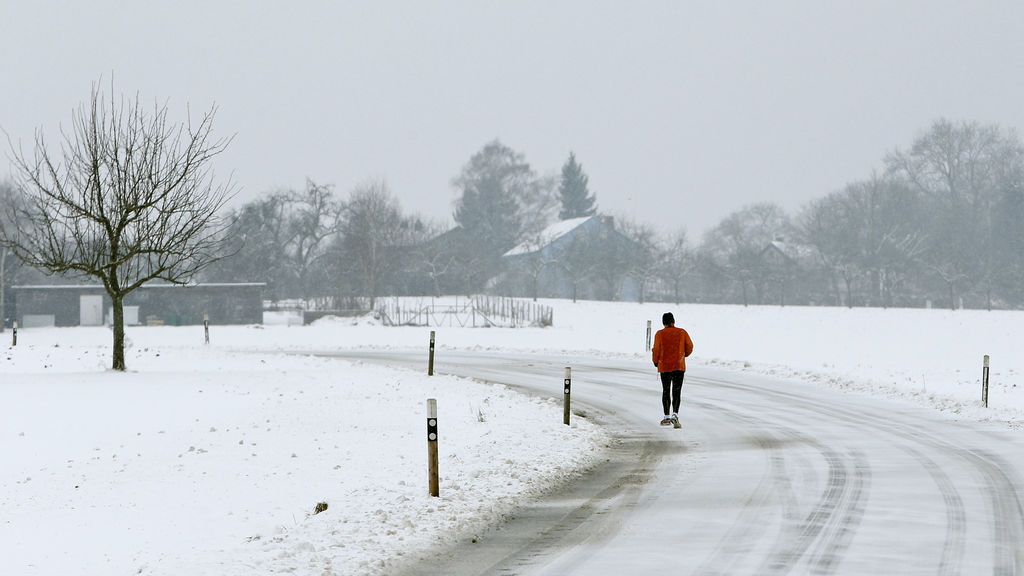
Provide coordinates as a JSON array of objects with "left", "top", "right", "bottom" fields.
[
  {"left": 618, "top": 218, "right": 661, "bottom": 304},
  {"left": 412, "top": 220, "right": 456, "bottom": 298},
  {"left": 702, "top": 203, "right": 791, "bottom": 305},
  {"left": 662, "top": 229, "right": 695, "bottom": 304},
  {"left": 207, "top": 182, "right": 342, "bottom": 303},
  {"left": 516, "top": 234, "right": 557, "bottom": 302},
  {"left": 207, "top": 191, "right": 292, "bottom": 298},
  {"left": 283, "top": 180, "right": 343, "bottom": 304},
  {"left": 338, "top": 179, "right": 409, "bottom": 309},
  {"left": 558, "top": 234, "right": 598, "bottom": 303},
  {"left": 799, "top": 194, "right": 858, "bottom": 306},
  {"left": 518, "top": 173, "right": 559, "bottom": 238},
  {"left": 886, "top": 119, "right": 1020, "bottom": 308},
  {"left": 407, "top": 219, "right": 467, "bottom": 298},
  {"left": 1, "top": 84, "right": 233, "bottom": 370}
]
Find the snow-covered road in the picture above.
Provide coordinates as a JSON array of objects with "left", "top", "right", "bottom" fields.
[{"left": 337, "top": 350, "right": 1024, "bottom": 575}]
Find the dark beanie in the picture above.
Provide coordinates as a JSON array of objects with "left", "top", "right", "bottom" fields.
[{"left": 662, "top": 312, "right": 675, "bottom": 326}]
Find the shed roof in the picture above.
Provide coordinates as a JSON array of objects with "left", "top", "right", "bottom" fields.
[{"left": 504, "top": 216, "right": 593, "bottom": 257}]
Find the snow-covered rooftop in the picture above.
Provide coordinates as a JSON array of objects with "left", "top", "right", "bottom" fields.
[
  {"left": 765, "top": 240, "right": 816, "bottom": 263},
  {"left": 503, "top": 216, "right": 593, "bottom": 257}
]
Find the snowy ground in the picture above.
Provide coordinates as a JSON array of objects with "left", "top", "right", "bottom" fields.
[
  {"left": 265, "top": 299, "right": 1023, "bottom": 426},
  {"left": 0, "top": 335, "right": 610, "bottom": 576},
  {"left": 2, "top": 299, "right": 1023, "bottom": 574}
]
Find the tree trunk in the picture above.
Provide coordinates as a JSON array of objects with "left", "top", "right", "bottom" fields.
[
  {"left": 880, "top": 269, "right": 888, "bottom": 309},
  {"left": 673, "top": 279, "right": 680, "bottom": 305},
  {"left": 368, "top": 270, "right": 377, "bottom": 311},
  {"left": 830, "top": 272, "right": 842, "bottom": 307},
  {"left": 948, "top": 281, "right": 955, "bottom": 311},
  {"left": 112, "top": 294, "right": 126, "bottom": 371},
  {"left": 741, "top": 282, "right": 748, "bottom": 307},
  {"left": 572, "top": 282, "right": 577, "bottom": 303},
  {"left": 0, "top": 248, "right": 6, "bottom": 333}
]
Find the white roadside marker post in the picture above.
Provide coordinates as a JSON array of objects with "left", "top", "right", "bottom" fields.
[
  {"left": 427, "top": 398, "right": 439, "bottom": 497},
  {"left": 645, "top": 320, "right": 652, "bottom": 352},
  {"left": 563, "top": 367, "right": 572, "bottom": 426},
  {"left": 982, "top": 355, "right": 990, "bottom": 408},
  {"left": 428, "top": 330, "right": 436, "bottom": 376},
  {"left": 203, "top": 314, "right": 210, "bottom": 345}
]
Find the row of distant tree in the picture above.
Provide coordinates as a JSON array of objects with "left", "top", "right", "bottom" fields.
[
  {"left": 693, "top": 119, "right": 1024, "bottom": 310},
  {"left": 201, "top": 118, "right": 1024, "bottom": 311},
  {"left": 3, "top": 84, "right": 1018, "bottom": 374},
  {"left": 4, "top": 106, "right": 1024, "bottom": 320},
  {"left": 202, "top": 141, "right": 600, "bottom": 307}
]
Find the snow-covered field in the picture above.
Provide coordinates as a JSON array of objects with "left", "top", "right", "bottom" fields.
[
  {"left": 0, "top": 333, "right": 610, "bottom": 576},
  {"left": 264, "top": 298, "right": 1023, "bottom": 425},
  {"left": 2, "top": 298, "right": 1023, "bottom": 575}
]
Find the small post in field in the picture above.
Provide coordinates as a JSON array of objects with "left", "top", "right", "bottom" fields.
[
  {"left": 428, "top": 330, "right": 436, "bottom": 376},
  {"left": 203, "top": 314, "right": 210, "bottom": 345},
  {"left": 982, "top": 355, "right": 990, "bottom": 408},
  {"left": 645, "top": 320, "right": 652, "bottom": 352},
  {"left": 11, "top": 320, "right": 17, "bottom": 347},
  {"left": 426, "top": 398, "right": 439, "bottom": 497},
  {"left": 563, "top": 367, "right": 572, "bottom": 426}
]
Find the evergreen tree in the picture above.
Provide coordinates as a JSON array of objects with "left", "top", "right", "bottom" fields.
[
  {"left": 452, "top": 140, "right": 541, "bottom": 288},
  {"left": 453, "top": 140, "right": 533, "bottom": 255},
  {"left": 558, "top": 152, "right": 597, "bottom": 220}
]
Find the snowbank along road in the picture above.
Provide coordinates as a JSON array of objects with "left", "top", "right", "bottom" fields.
[{"left": 333, "top": 350, "right": 1024, "bottom": 576}]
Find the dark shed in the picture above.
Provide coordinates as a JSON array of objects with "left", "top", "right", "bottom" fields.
[{"left": 12, "top": 283, "right": 265, "bottom": 327}]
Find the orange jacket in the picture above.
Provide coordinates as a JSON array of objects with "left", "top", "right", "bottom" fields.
[{"left": 652, "top": 326, "right": 693, "bottom": 373}]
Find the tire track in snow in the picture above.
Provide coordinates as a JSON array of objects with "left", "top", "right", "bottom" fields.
[
  {"left": 579, "top": 366, "right": 873, "bottom": 576},
  {"left": 751, "top": 442, "right": 867, "bottom": 575},
  {"left": 905, "top": 447, "right": 966, "bottom": 576},
  {"left": 698, "top": 390, "right": 874, "bottom": 576},
  {"left": 477, "top": 357, "right": 1019, "bottom": 574},
  {"left": 685, "top": 408, "right": 800, "bottom": 576},
  {"left": 323, "top": 351, "right": 1017, "bottom": 574},
  {"left": 369, "top": 357, "right": 681, "bottom": 576},
  {"left": 695, "top": 374, "right": 1020, "bottom": 575},
  {"left": 958, "top": 449, "right": 1023, "bottom": 575},
  {"left": 488, "top": 428, "right": 663, "bottom": 575},
  {"left": 806, "top": 449, "right": 870, "bottom": 575},
  {"left": 545, "top": 359, "right": 876, "bottom": 575}
]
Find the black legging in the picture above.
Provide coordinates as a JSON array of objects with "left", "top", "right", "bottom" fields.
[{"left": 660, "top": 370, "right": 685, "bottom": 415}]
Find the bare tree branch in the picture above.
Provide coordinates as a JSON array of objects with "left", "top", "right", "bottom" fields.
[{"left": 1, "top": 82, "right": 234, "bottom": 370}]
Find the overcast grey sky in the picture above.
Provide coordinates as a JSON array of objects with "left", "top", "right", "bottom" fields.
[{"left": 3, "top": 1, "right": 1024, "bottom": 236}]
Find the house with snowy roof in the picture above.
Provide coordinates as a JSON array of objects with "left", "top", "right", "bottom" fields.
[
  {"left": 495, "top": 215, "right": 643, "bottom": 302},
  {"left": 759, "top": 237, "right": 817, "bottom": 269},
  {"left": 757, "top": 236, "right": 826, "bottom": 306}
]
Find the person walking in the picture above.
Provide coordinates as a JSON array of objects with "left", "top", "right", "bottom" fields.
[{"left": 652, "top": 312, "right": 694, "bottom": 427}]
